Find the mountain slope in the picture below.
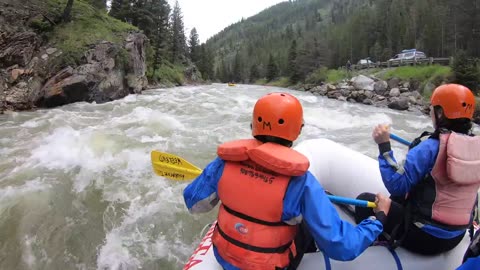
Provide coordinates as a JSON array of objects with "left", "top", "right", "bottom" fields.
[
  {"left": 206, "top": 0, "right": 480, "bottom": 85},
  {"left": 206, "top": 0, "right": 333, "bottom": 83}
]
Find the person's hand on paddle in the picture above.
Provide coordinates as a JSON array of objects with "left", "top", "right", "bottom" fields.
[
  {"left": 372, "top": 124, "right": 390, "bottom": 144},
  {"left": 374, "top": 193, "right": 391, "bottom": 216}
]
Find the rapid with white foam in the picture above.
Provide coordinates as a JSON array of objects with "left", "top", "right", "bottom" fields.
[{"left": 0, "top": 84, "right": 461, "bottom": 269}]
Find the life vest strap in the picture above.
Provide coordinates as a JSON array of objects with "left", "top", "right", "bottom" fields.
[
  {"left": 223, "top": 204, "right": 288, "bottom": 227},
  {"left": 413, "top": 215, "right": 470, "bottom": 231},
  {"left": 216, "top": 224, "right": 292, "bottom": 253}
]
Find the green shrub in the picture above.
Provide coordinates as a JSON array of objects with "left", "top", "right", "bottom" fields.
[
  {"left": 266, "top": 77, "right": 290, "bottom": 87},
  {"left": 254, "top": 78, "right": 268, "bottom": 85},
  {"left": 149, "top": 64, "right": 185, "bottom": 86},
  {"left": 305, "top": 67, "right": 328, "bottom": 84},
  {"left": 305, "top": 68, "right": 348, "bottom": 84},
  {"left": 45, "top": 51, "right": 83, "bottom": 77},
  {"left": 29, "top": 18, "right": 53, "bottom": 33},
  {"left": 452, "top": 51, "right": 480, "bottom": 94},
  {"left": 326, "top": 69, "right": 348, "bottom": 83},
  {"left": 115, "top": 48, "right": 130, "bottom": 69}
]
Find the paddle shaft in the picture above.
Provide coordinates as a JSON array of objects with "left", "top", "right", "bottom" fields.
[
  {"left": 390, "top": 133, "right": 411, "bottom": 146},
  {"left": 151, "top": 151, "right": 377, "bottom": 208},
  {"left": 327, "top": 195, "right": 377, "bottom": 208}
]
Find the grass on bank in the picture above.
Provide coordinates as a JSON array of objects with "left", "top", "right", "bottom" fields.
[
  {"left": 46, "top": 0, "right": 137, "bottom": 54},
  {"left": 305, "top": 68, "right": 347, "bottom": 84},
  {"left": 253, "top": 77, "right": 291, "bottom": 88},
  {"left": 31, "top": 0, "right": 137, "bottom": 71},
  {"left": 381, "top": 65, "right": 452, "bottom": 83},
  {"left": 255, "top": 68, "right": 350, "bottom": 86},
  {"left": 252, "top": 65, "right": 457, "bottom": 92},
  {"left": 254, "top": 78, "right": 268, "bottom": 85},
  {"left": 266, "top": 77, "right": 290, "bottom": 88}
]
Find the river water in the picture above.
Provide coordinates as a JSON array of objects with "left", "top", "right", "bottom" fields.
[{"left": 0, "top": 84, "right": 439, "bottom": 270}]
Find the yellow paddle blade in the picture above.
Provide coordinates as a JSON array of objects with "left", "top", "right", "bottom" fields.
[{"left": 151, "top": 151, "right": 203, "bottom": 181}]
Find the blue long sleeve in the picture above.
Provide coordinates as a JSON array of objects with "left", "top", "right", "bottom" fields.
[
  {"left": 456, "top": 257, "right": 480, "bottom": 270},
  {"left": 183, "top": 157, "right": 225, "bottom": 213},
  {"left": 283, "top": 172, "right": 383, "bottom": 261},
  {"left": 378, "top": 139, "right": 439, "bottom": 196}
]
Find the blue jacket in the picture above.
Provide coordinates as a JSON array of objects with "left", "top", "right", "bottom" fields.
[
  {"left": 456, "top": 257, "right": 480, "bottom": 270},
  {"left": 378, "top": 138, "right": 465, "bottom": 238},
  {"left": 184, "top": 157, "right": 383, "bottom": 270}
]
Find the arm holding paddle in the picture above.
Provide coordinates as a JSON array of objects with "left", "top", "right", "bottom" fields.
[
  {"left": 372, "top": 124, "right": 435, "bottom": 196},
  {"left": 372, "top": 124, "right": 413, "bottom": 147},
  {"left": 290, "top": 172, "right": 390, "bottom": 261},
  {"left": 183, "top": 157, "right": 224, "bottom": 214}
]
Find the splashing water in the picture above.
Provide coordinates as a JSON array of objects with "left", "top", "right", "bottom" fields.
[{"left": 1, "top": 84, "right": 445, "bottom": 269}]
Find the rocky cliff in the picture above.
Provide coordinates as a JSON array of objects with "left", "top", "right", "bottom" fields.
[{"left": 0, "top": 0, "right": 148, "bottom": 112}]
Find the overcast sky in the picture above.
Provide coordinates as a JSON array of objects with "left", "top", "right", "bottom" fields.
[{"left": 167, "top": 0, "right": 286, "bottom": 43}]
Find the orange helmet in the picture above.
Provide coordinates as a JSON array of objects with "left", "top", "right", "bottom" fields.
[
  {"left": 252, "top": 92, "right": 304, "bottom": 142},
  {"left": 431, "top": 84, "right": 476, "bottom": 120}
]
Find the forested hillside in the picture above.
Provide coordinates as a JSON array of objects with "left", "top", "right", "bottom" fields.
[
  {"left": 207, "top": 0, "right": 332, "bottom": 83},
  {"left": 206, "top": 0, "right": 480, "bottom": 87},
  {"left": 108, "top": 0, "right": 214, "bottom": 83}
]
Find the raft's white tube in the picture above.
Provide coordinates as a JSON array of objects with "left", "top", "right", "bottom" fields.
[
  {"left": 294, "top": 138, "right": 389, "bottom": 200},
  {"left": 184, "top": 139, "right": 470, "bottom": 270}
]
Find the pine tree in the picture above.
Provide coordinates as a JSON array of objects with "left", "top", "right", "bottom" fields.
[
  {"left": 232, "top": 51, "right": 244, "bottom": 82},
  {"left": 151, "top": 0, "right": 171, "bottom": 69},
  {"left": 198, "top": 44, "right": 214, "bottom": 80},
  {"left": 453, "top": 51, "right": 480, "bottom": 94},
  {"left": 189, "top": 28, "right": 200, "bottom": 64},
  {"left": 249, "top": 64, "right": 260, "bottom": 83},
  {"left": 63, "top": 0, "right": 74, "bottom": 22},
  {"left": 88, "top": 0, "right": 106, "bottom": 10},
  {"left": 266, "top": 54, "right": 278, "bottom": 82},
  {"left": 109, "top": 0, "right": 129, "bottom": 21},
  {"left": 220, "top": 60, "right": 230, "bottom": 83},
  {"left": 170, "top": 1, "right": 187, "bottom": 64},
  {"left": 287, "top": 40, "right": 299, "bottom": 83}
]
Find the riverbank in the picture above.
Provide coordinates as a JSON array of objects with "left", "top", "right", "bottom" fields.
[
  {"left": 0, "top": 0, "right": 202, "bottom": 113},
  {"left": 259, "top": 66, "right": 480, "bottom": 126}
]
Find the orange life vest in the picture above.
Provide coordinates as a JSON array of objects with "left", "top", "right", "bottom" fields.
[{"left": 212, "top": 139, "right": 310, "bottom": 270}]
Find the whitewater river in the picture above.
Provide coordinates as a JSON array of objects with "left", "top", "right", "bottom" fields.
[{"left": 0, "top": 84, "right": 442, "bottom": 270}]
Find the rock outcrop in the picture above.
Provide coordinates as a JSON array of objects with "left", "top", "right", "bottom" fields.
[
  {"left": 1, "top": 32, "right": 148, "bottom": 111},
  {"left": 0, "top": 0, "right": 148, "bottom": 113},
  {"left": 36, "top": 33, "right": 148, "bottom": 108},
  {"left": 295, "top": 75, "right": 429, "bottom": 113}
]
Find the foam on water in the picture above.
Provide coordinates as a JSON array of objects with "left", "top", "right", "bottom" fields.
[{"left": 0, "top": 179, "right": 50, "bottom": 211}]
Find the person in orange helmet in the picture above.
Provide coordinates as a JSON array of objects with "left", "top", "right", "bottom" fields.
[
  {"left": 184, "top": 92, "right": 391, "bottom": 270},
  {"left": 358, "top": 84, "right": 480, "bottom": 255}
]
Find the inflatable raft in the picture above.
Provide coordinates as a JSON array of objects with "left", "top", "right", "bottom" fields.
[{"left": 183, "top": 139, "right": 470, "bottom": 270}]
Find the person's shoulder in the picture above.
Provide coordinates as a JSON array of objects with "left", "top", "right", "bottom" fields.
[
  {"left": 417, "top": 137, "right": 439, "bottom": 150},
  {"left": 408, "top": 138, "right": 439, "bottom": 160},
  {"left": 290, "top": 171, "right": 320, "bottom": 188}
]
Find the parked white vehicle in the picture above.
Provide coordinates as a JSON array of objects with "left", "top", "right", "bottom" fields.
[
  {"left": 388, "top": 49, "right": 427, "bottom": 63},
  {"left": 357, "top": 59, "right": 373, "bottom": 66}
]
